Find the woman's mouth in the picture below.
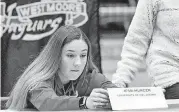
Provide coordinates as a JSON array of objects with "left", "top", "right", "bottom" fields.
[{"left": 71, "top": 70, "right": 79, "bottom": 72}]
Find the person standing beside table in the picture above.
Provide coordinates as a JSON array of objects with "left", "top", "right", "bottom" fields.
[
  {"left": 112, "top": 0, "right": 179, "bottom": 99},
  {"left": 6, "top": 26, "right": 116, "bottom": 111}
]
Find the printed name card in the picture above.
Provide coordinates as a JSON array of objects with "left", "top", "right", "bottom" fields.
[{"left": 107, "top": 87, "right": 168, "bottom": 110}]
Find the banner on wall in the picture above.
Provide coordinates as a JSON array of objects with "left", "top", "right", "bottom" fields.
[
  {"left": 0, "top": 0, "right": 88, "bottom": 40},
  {"left": 1, "top": 0, "right": 101, "bottom": 96}
]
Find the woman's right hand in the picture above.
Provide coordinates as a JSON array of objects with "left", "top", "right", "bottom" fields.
[{"left": 85, "top": 88, "right": 110, "bottom": 109}]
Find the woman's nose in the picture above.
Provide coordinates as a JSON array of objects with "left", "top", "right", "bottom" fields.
[{"left": 74, "top": 56, "right": 81, "bottom": 66}]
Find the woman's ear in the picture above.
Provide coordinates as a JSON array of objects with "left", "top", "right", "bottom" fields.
[{"left": 85, "top": 62, "right": 90, "bottom": 73}]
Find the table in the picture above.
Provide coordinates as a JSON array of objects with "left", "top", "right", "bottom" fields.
[
  {"left": 11, "top": 99, "right": 179, "bottom": 112},
  {"left": 75, "top": 99, "right": 179, "bottom": 112}
]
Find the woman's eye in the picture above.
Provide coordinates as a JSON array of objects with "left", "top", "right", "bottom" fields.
[
  {"left": 81, "top": 54, "right": 87, "bottom": 58},
  {"left": 67, "top": 54, "right": 74, "bottom": 58}
]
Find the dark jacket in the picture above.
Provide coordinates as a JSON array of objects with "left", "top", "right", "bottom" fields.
[{"left": 26, "top": 70, "right": 117, "bottom": 111}]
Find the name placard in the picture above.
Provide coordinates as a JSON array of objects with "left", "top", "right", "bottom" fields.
[{"left": 107, "top": 87, "right": 168, "bottom": 110}]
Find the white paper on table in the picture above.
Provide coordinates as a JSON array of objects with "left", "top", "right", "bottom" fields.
[{"left": 107, "top": 87, "right": 168, "bottom": 110}]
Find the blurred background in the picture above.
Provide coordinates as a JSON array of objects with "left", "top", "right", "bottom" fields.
[
  {"left": 1, "top": 0, "right": 152, "bottom": 108},
  {"left": 99, "top": 0, "right": 152, "bottom": 87}
]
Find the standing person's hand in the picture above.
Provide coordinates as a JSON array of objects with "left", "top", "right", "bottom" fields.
[{"left": 86, "top": 88, "right": 110, "bottom": 109}]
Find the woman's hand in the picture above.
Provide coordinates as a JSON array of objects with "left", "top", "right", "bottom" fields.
[{"left": 86, "top": 88, "right": 110, "bottom": 109}]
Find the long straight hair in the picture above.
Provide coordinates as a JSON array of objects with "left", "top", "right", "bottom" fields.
[{"left": 6, "top": 26, "right": 98, "bottom": 110}]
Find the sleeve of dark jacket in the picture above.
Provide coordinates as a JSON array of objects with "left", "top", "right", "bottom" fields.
[
  {"left": 89, "top": 70, "right": 117, "bottom": 89},
  {"left": 28, "top": 82, "right": 80, "bottom": 111},
  {"left": 28, "top": 71, "right": 117, "bottom": 111}
]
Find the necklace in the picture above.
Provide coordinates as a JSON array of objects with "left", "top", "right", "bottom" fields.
[{"left": 62, "top": 81, "right": 78, "bottom": 96}]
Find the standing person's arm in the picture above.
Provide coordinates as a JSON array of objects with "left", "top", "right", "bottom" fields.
[{"left": 112, "top": 0, "right": 156, "bottom": 87}]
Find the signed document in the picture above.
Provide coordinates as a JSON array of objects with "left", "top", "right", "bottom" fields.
[{"left": 107, "top": 87, "right": 168, "bottom": 110}]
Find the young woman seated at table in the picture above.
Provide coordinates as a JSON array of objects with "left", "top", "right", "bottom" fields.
[{"left": 6, "top": 26, "right": 117, "bottom": 111}]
